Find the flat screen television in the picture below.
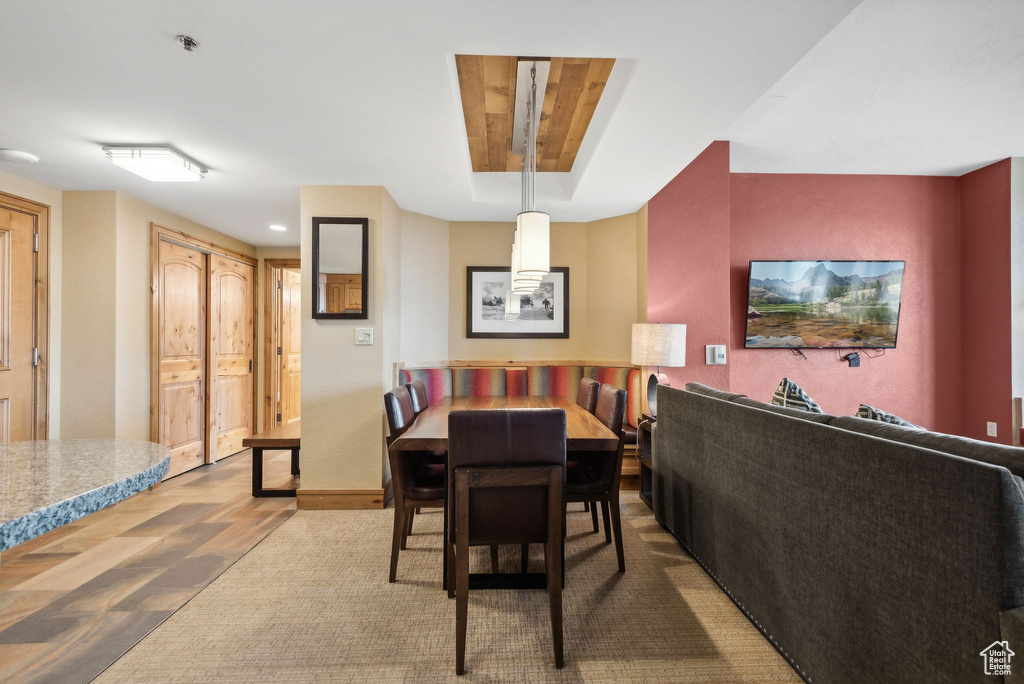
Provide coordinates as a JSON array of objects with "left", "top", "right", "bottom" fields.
[{"left": 744, "top": 260, "right": 905, "bottom": 349}]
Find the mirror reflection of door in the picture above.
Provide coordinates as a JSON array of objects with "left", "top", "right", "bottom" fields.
[{"left": 315, "top": 221, "right": 364, "bottom": 315}]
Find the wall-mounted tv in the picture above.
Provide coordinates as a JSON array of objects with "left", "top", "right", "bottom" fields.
[{"left": 745, "top": 260, "right": 905, "bottom": 349}]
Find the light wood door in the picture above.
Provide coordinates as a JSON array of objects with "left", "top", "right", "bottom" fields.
[
  {"left": 156, "top": 239, "right": 207, "bottom": 477},
  {"left": 279, "top": 268, "right": 301, "bottom": 425},
  {"left": 209, "top": 255, "right": 254, "bottom": 459},
  {"left": 0, "top": 207, "right": 37, "bottom": 442}
]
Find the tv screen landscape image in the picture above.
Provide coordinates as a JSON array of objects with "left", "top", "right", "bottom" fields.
[{"left": 745, "top": 260, "right": 905, "bottom": 349}]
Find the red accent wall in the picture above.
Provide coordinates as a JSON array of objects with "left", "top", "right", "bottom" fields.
[
  {"left": 729, "top": 173, "right": 962, "bottom": 433},
  {"left": 647, "top": 141, "right": 732, "bottom": 390},
  {"left": 960, "top": 160, "right": 1013, "bottom": 442},
  {"left": 647, "top": 142, "right": 1013, "bottom": 440}
]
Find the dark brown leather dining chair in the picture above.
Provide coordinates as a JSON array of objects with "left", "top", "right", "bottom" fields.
[
  {"left": 384, "top": 387, "right": 444, "bottom": 583},
  {"left": 407, "top": 379, "right": 429, "bottom": 416},
  {"left": 575, "top": 377, "right": 599, "bottom": 414},
  {"left": 447, "top": 408, "right": 567, "bottom": 674},
  {"left": 567, "top": 384, "right": 627, "bottom": 572}
]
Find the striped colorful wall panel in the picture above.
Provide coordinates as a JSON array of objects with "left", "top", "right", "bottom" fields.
[
  {"left": 505, "top": 368, "right": 527, "bottom": 396},
  {"left": 398, "top": 368, "right": 452, "bottom": 403},
  {"left": 527, "top": 366, "right": 584, "bottom": 399},
  {"left": 452, "top": 368, "right": 507, "bottom": 397}
]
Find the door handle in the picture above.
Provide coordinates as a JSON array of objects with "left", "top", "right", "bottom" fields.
[{"left": 249, "top": 359, "right": 253, "bottom": 373}]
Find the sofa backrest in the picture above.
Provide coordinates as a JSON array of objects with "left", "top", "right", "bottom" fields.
[{"left": 655, "top": 384, "right": 1024, "bottom": 684}]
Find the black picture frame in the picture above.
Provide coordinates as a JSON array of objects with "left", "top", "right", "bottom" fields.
[
  {"left": 312, "top": 216, "right": 369, "bottom": 320},
  {"left": 465, "top": 266, "right": 569, "bottom": 339}
]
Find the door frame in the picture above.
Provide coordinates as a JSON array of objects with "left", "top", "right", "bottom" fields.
[
  {"left": 150, "top": 223, "right": 258, "bottom": 464},
  {"left": 0, "top": 191, "right": 49, "bottom": 439},
  {"left": 263, "top": 258, "right": 300, "bottom": 431}
]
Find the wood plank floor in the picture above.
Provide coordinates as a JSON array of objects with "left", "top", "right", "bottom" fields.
[{"left": 0, "top": 449, "right": 298, "bottom": 684}]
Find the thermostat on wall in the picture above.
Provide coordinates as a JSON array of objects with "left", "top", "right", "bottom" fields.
[{"left": 706, "top": 345, "right": 727, "bottom": 365}]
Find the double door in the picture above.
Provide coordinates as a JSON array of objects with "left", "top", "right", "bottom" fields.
[{"left": 153, "top": 228, "right": 255, "bottom": 478}]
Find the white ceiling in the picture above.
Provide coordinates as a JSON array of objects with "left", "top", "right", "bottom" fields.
[
  {"left": 728, "top": 0, "right": 1024, "bottom": 175},
  {"left": 0, "top": 0, "right": 858, "bottom": 246}
]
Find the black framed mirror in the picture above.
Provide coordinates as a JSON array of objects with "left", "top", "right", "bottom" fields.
[{"left": 312, "top": 217, "right": 369, "bottom": 319}]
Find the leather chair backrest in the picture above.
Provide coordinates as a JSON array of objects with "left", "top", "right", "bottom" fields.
[
  {"left": 594, "top": 384, "right": 626, "bottom": 438},
  {"left": 384, "top": 387, "right": 416, "bottom": 444},
  {"left": 407, "top": 380, "right": 429, "bottom": 415},
  {"left": 575, "top": 377, "right": 600, "bottom": 414},
  {"left": 448, "top": 408, "right": 566, "bottom": 545}
]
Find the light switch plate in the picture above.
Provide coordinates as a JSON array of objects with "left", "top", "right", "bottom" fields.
[
  {"left": 355, "top": 328, "right": 373, "bottom": 346},
  {"left": 987, "top": 422, "right": 998, "bottom": 437},
  {"left": 705, "top": 344, "right": 727, "bottom": 365}
]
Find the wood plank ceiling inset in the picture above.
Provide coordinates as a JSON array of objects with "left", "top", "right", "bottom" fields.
[{"left": 455, "top": 55, "right": 615, "bottom": 173}]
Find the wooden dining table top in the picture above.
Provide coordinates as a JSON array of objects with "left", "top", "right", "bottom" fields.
[{"left": 390, "top": 396, "right": 619, "bottom": 452}]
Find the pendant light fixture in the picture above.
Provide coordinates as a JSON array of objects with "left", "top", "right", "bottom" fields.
[
  {"left": 513, "top": 64, "right": 550, "bottom": 279},
  {"left": 505, "top": 247, "right": 522, "bottom": 320}
]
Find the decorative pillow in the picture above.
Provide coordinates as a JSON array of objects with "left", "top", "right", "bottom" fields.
[
  {"left": 856, "top": 404, "right": 923, "bottom": 430},
  {"left": 771, "top": 378, "right": 823, "bottom": 413}
]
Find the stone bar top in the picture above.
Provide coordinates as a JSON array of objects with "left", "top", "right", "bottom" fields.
[{"left": 0, "top": 439, "right": 170, "bottom": 552}]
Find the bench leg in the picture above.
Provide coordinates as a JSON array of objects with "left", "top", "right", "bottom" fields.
[
  {"left": 251, "top": 447, "right": 264, "bottom": 497},
  {"left": 290, "top": 447, "right": 300, "bottom": 476}
]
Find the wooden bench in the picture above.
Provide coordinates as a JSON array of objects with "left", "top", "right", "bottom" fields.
[{"left": 242, "top": 421, "right": 300, "bottom": 497}]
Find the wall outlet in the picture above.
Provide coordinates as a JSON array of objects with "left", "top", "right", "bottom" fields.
[
  {"left": 355, "top": 328, "right": 373, "bottom": 346},
  {"left": 705, "top": 344, "right": 727, "bottom": 365},
  {"left": 987, "top": 422, "right": 998, "bottom": 437}
]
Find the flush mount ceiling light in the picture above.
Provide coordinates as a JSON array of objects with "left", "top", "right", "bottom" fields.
[
  {"left": 0, "top": 148, "right": 40, "bottom": 164},
  {"left": 269, "top": 224, "right": 287, "bottom": 231},
  {"left": 102, "top": 146, "right": 207, "bottom": 182}
]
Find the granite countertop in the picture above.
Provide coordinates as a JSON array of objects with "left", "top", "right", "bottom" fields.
[{"left": 0, "top": 439, "right": 170, "bottom": 552}]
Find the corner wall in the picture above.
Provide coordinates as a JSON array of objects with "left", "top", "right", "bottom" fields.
[{"left": 645, "top": 141, "right": 993, "bottom": 437}]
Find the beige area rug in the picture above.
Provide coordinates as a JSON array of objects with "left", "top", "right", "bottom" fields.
[{"left": 97, "top": 498, "right": 799, "bottom": 683}]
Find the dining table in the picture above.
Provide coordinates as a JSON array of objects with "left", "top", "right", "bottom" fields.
[{"left": 389, "top": 395, "right": 620, "bottom": 591}]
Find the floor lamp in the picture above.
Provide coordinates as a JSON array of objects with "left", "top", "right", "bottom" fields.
[{"left": 631, "top": 323, "right": 687, "bottom": 417}]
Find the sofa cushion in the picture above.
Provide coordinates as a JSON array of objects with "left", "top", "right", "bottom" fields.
[
  {"left": 505, "top": 368, "right": 527, "bottom": 396},
  {"left": 398, "top": 368, "right": 451, "bottom": 403},
  {"left": 831, "top": 416, "right": 1024, "bottom": 478},
  {"left": 856, "top": 403, "right": 923, "bottom": 429},
  {"left": 527, "top": 365, "right": 583, "bottom": 399},
  {"left": 584, "top": 366, "right": 641, "bottom": 428},
  {"left": 685, "top": 382, "right": 746, "bottom": 402},
  {"left": 734, "top": 396, "right": 836, "bottom": 424},
  {"left": 771, "top": 377, "right": 823, "bottom": 413},
  {"left": 452, "top": 368, "right": 506, "bottom": 397}
]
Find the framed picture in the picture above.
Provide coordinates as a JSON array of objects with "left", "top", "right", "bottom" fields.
[{"left": 466, "top": 266, "right": 569, "bottom": 339}]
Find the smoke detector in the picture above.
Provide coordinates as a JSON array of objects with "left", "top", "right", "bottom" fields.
[
  {"left": 176, "top": 35, "right": 200, "bottom": 52},
  {"left": 0, "top": 149, "right": 40, "bottom": 164}
]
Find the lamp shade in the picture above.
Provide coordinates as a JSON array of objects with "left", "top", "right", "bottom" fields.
[
  {"left": 516, "top": 211, "right": 550, "bottom": 276},
  {"left": 504, "top": 289, "right": 520, "bottom": 320},
  {"left": 631, "top": 323, "right": 687, "bottom": 367}
]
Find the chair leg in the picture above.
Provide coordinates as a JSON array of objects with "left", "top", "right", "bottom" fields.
[
  {"left": 401, "top": 509, "right": 411, "bottom": 550},
  {"left": 520, "top": 543, "right": 529, "bottom": 573},
  {"left": 590, "top": 502, "right": 599, "bottom": 533},
  {"left": 583, "top": 501, "right": 590, "bottom": 512},
  {"left": 408, "top": 508, "right": 415, "bottom": 535},
  {"left": 490, "top": 545, "right": 499, "bottom": 573},
  {"left": 447, "top": 542, "right": 456, "bottom": 599},
  {"left": 389, "top": 503, "right": 404, "bottom": 583},
  {"left": 601, "top": 501, "right": 612, "bottom": 544},
  {"left": 546, "top": 537, "right": 564, "bottom": 669},
  {"left": 455, "top": 483, "right": 471, "bottom": 675},
  {"left": 610, "top": 498, "right": 625, "bottom": 573}
]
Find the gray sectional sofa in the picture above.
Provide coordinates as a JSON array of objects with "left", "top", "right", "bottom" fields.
[{"left": 653, "top": 382, "right": 1024, "bottom": 683}]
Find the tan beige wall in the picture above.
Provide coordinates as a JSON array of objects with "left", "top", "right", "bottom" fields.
[
  {"left": 61, "top": 191, "right": 117, "bottom": 437},
  {"left": 300, "top": 186, "right": 400, "bottom": 492},
  {"left": 114, "top": 193, "right": 257, "bottom": 441},
  {"left": 448, "top": 221, "right": 590, "bottom": 361},
  {"left": 586, "top": 213, "right": 639, "bottom": 361},
  {"left": 447, "top": 214, "right": 641, "bottom": 363},
  {"left": 636, "top": 203, "right": 648, "bottom": 324},
  {"left": 255, "top": 246, "right": 301, "bottom": 431},
  {"left": 0, "top": 170, "right": 63, "bottom": 437},
  {"left": 399, "top": 210, "right": 449, "bottom": 362}
]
